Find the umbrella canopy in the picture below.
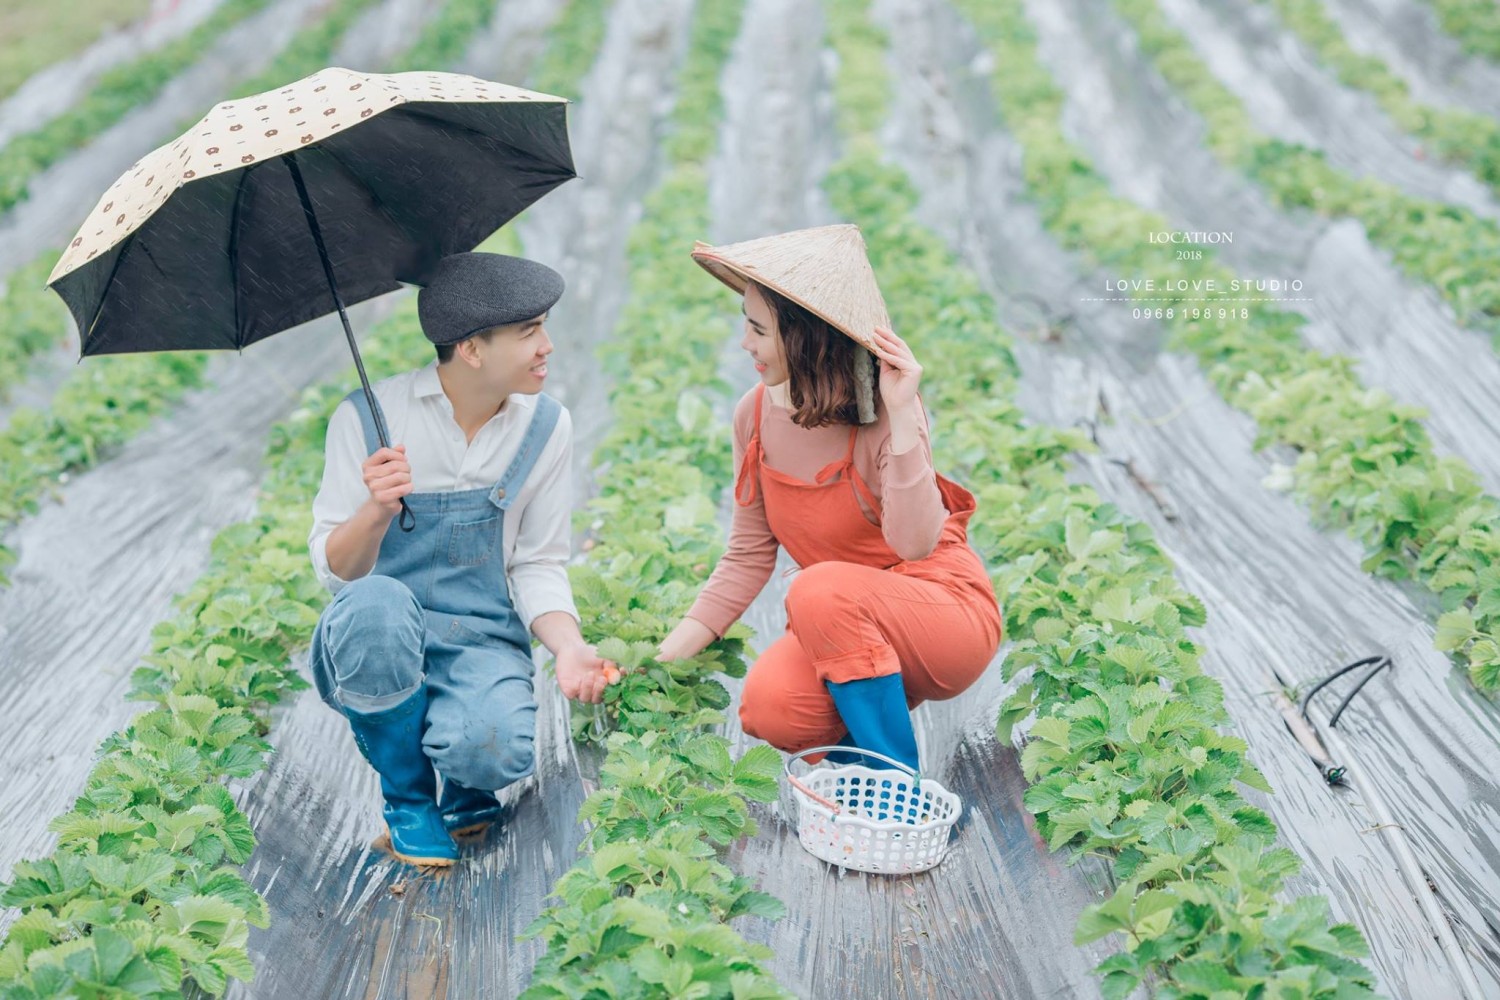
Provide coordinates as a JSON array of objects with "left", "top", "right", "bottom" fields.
[{"left": 47, "top": 67, "right": 575, "bottom": 356}]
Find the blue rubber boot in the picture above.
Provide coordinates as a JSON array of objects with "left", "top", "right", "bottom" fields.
[
  {"left": 439, "top": 777, "right": 502, "bottom": 837},
  {"left": 824, "top": 673, "right": 920, "bottom": 773},
  {"left": 823, "top": 730, "right": 863, "bottom": 766},
  {"left": 344, "top": 687, "right": 459, "bottom": 867}
]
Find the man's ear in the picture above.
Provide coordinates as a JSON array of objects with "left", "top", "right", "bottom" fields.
[{"left": 456, "top": 335, "right": 484, "bottom": 369}]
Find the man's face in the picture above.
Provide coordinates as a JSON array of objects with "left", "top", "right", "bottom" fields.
[{"left": 460, "top": 312, "right": 553, "bottom": 396}]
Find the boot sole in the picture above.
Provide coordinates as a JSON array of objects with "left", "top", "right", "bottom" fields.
[
  {"left": 390, "top": 849, "right": 457, "bottom": 867},
  {"left": 447, "top": 820, "right": 492, "bottom": 838},
  {"left": 372, "top": 831, "right": 458, "bottom": 868}
]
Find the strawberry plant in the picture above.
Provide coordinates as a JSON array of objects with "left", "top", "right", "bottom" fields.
[{"left": 521, "top": 3, "right": 794, "bottom": 997}]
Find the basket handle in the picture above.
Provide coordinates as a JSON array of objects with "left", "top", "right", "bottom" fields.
[
  {"left": 784, "top": 772, "right": 843, "bottom": 814},
  {"left": 784, "top": 745, "right": 921, "bottom": 781}
]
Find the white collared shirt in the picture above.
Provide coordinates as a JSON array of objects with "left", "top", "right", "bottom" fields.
[{"left": 307, "top": 360, "right": 579, "bottom": 629}]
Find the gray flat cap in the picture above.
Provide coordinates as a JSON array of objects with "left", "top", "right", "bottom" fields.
[{"left": 417, "top": 252, "right": 564, "bottom": 346}]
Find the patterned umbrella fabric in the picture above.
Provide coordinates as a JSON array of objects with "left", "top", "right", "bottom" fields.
[{"left": 47, "top": 66, "right": 575, "bottom": 356}]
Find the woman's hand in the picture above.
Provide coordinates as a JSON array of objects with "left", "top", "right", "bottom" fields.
[
  {"left": 870, "top": 325, "right": 922, "bottom": 410},
  {"left": 658, "top": 617, "right": 718, "bottom": 662}
]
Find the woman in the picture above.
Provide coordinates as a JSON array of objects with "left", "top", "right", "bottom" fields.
[{"left": 657, "top": 224, "right": 1003, "bottom": 772}]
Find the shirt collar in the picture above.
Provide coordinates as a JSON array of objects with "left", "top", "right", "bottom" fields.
[
  {"left": 414, "top": 361, "right": 523, "bottom": 421},
  {"left": 414, "top": 360, "right": 445, "bottom": 399}
]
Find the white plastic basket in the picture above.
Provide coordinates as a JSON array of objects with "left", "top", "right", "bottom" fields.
[{"left": 782, "top": 745, "right": 962, "bottom": 875}]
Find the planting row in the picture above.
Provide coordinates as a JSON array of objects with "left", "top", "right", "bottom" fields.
[
  {"left": 947, "top": 0, "right": 1500, "bottom": 695},
  {"left": 1265, "top": 0, "right": 1500, "bottom": 197},
  {"left": 1112, "top": 0, "right": 1500, "bottom": 341},
  {"left": 530, "top": 0, "right": 611, "bottom": 102},
  {"left": 0, "top": 0, "right": 272, "bottom": 217},
  {"left": 1427, "top": 0, "right": 1500, "bottom": 63},
  {"left": 519, "top": 3, "right": 797, "bottom": 997},
  {"left": 824, "top": 0, "right": 1377, "bottom": 995}
]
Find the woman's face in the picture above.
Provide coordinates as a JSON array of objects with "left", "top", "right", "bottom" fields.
[{"left": 741, "top": 284, "right": 788, "bottom": 386}]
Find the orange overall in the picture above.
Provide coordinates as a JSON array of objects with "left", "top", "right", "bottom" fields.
[{"left": 734, "top": 384, "right": 1004, "bottom": 755}]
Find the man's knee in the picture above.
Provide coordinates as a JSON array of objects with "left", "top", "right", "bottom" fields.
[
  {"left": 318, "top": 576, "right": 424, "bottom": 697},
  {"left": 429, "top": 713, "right": 536, "bottom": 791},
  {"left": 331, "top": 575, "right": 420, "bottom": 623}
]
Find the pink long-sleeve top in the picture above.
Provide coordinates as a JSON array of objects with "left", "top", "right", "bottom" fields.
[{"left": 685, "top": 386, "right": 949, "bottom": 638}]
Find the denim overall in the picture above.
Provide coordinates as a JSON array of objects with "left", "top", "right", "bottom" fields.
[{"left": 309, "top": 388, "right": 560, "bottom": 850}]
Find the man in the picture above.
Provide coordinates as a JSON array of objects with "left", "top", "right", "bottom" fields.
[{"left": 307, "top": 251, "right": 617, "bottom": 867}]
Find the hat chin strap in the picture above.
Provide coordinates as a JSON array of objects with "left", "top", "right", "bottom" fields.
[{"left": 855, "top": 348, "right": 877, "bottom": 424}]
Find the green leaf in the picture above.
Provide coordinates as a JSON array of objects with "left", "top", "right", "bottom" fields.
[
  {"left": 1075, "top": 889, "right": 1133, "bottom": 945},
  {"left": 731, "top": 745, "right": 782, "bottom": 802},
  {"left": 1236, "top": 760, "right": 1273, "bottom": 794},
  {"left": 1029, "top": 716, "right": 1071, "bottom": 747},
  {"left": 727, "top": 890, "right": 786, "bottom": 921},
  {"left": 1435, "top": 609, "right": 1478, "bottom": 651},
  {"left": 682, "top": 736, "right": 734, "bottom": 781},
  {"left": 631, "top": 944, "right": 674, "bottom": 985},
  {"left": 1031, "top": 618, "right": 1069, "bottom": 644}
]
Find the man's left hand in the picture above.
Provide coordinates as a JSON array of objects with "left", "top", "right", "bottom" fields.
[{"left": 554, "top": 642, "right": 620, "bottom": 704}]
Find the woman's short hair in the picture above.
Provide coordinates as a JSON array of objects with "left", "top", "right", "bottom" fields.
[{"left": 753, "top": 282, "right": 863, "bottom": 428}]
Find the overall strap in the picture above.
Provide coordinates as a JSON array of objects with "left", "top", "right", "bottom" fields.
[
  {"left": 342, "top": 388, "right": 390, "bottom": 457},
  {"left": 814, "top": 421, "right": 882, "bottom": 518},
  {"left": 490, "top": 393, "right": 562, "bottom": 511},
  {"left": 845, "top": 462, "right": 882, "bottom": 518},
  {"left": 735, "top": 383, "right": 767, "bottom": 507}
]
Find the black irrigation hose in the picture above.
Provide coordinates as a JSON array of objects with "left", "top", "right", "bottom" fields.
[
  {"left": 1266, "top": 655, "right": 1391, "bottom": 788},
  {"left": 1301, "top": 655, "right": 1393, "bottom": 729}
]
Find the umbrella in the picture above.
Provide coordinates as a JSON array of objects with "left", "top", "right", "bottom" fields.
[{"left": 46, "top": 66, "right": 577, "bottom": 527}]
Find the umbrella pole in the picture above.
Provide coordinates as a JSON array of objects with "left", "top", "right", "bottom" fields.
[{"left": 284, "top": 153, "right": 414, "bottom": 531}]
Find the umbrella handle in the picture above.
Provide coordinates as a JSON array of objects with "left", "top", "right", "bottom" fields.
[{"left": 286, "top": 153, "right": 416, "bottom": 534}]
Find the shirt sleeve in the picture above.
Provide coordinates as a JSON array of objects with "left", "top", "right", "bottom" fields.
[
  {"left": 686, "top": 391, "right": 779, "bottom": 637},
  {"left": 308, "top": 399, "right": 367, "bottom": 595},
  {"left": 878, "top": 399, "right": 947, "bottom": 562},
  {"left": 508, "top": 405, "right": 581, "bottom": 630}
]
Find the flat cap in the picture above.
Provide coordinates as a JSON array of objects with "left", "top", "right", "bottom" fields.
[{"left": 417, "top": 252, "right": 565, "bottom": 346}]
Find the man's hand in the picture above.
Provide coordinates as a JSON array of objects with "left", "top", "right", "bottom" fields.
[
  {"left": 554, "top": 641, "right": 620, "bottom": 704},
  {"left": 362, "top": 444, "right": 413, "bottom": 516}
]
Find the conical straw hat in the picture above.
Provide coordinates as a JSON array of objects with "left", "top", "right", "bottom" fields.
[{"left": 690, "top": 224, "right": 889, "bottom": 350}]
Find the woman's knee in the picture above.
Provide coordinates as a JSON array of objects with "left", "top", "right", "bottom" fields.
[
  {"left": 784, "top": 563, "right": 861, "bottom": 625},
  {"left": 739, "top": 678, "right": 842, "bottom": 753}
]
